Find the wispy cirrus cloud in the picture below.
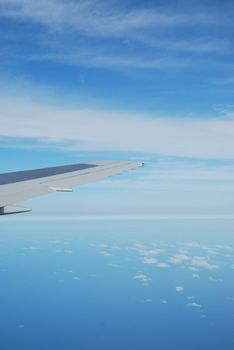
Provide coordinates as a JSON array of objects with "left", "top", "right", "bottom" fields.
[
  {"left": 0, "top": 0, "right": 216, "bottom": 37},
  {"left": 0, "top": 0, "right": 232, "bottom": 70}
]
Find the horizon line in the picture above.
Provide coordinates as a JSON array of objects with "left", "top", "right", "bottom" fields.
[{"left": 1, "top": 214, "right": 234, "bottom": 222}]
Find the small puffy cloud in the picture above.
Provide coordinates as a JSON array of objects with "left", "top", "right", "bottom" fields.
[
  {"left": 133, "top": 243, "right": 146, "bottom": 250},
  {"left": 192, "top": 273, "right": 200, "bottom": 278},
  {"left": 133, "top": 274, "right": 152, "bottom": 284},
  {"left": 62, "top": 269, "right": 73, "bottom": 273},
  {"left": 216, "top": 244, "right": 234, "bottom": 252},
  {"left": 98, "top": 244, "right": 108, "bottom": 249},
  {"left": 157, "top": 262, "right": 169, "bottom": 268},
  {"left": 28, "top": 246, "right": 40, "bottom": 250},
  {"left": 107, "top": 263, "right": 120, "bottom": 268},
  {"left": 169, "top": 254, "right": 190, "bottom": 265},
  {"left": 230, "top": 264, "right": 234, "bottom": 270},
  {"left": 133, "top": 244, "right": 164, "bottom": 257},
  {"left": 186, "top": 296, "right": 195, "bottom": 301},
  {"left": 142, "top": 249, "right": 164, "bottom": 256},
  {"left": 203, "top": 247, "right": 218, "bottom": 256},
  {"left": 143, "top": 257, "right": 158, "bottom": 265},
  {"left": 184, "top": 242, "right": 201, "bottom": 248},
  {"left": 178, "top": 249, "right": 189, "bottom": 255},
  {"left": 176, "top": 286, "right": 184, "bottom": 293},
  {"left": 187, "top": 302, "right": 202, "bottom": 308},
  {"left": 64, "top": 249, "right": 73, "bottom": 254},
  {"left": 142, "top": 257, "right": 169, "bottom": 268},
  {"left": 209, "top": 276, "right": 222, "bottom": 282},
  {"left": 144, "top": 299, "right": 152, "bottom": 303},
  {"left": 161, "top": 300, "right": 168, "bottom": 304},
  {"left": 191, "top": 256, "right": 218, "bottom": 270},
  {"left": 189, "top": 267, "right": 199, "bottom": 272},
  {"left": 98, "top": 251, "right": 112, "bottom": 257}
]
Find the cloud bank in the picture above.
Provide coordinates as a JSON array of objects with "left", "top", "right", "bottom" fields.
[{"left": 2, "top": 97, "right": 234, "bottom": 159}]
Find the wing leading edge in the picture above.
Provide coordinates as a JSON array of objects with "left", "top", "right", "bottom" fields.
[{"left": 0, "top": 161, "right": 143, "bottom": 215}]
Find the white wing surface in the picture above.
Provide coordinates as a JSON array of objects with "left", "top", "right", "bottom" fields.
[{"left": 0, "top": 161, "right": 143, "bottom": 215}]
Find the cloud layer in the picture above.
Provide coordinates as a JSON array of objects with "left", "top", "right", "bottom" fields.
[{"left": 2, "top": 97, "right": 234, "bottom": 158}]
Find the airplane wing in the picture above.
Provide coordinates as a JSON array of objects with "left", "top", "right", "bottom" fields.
[{"left": 0, "top": 161, "right": 143, "bottom": 215}]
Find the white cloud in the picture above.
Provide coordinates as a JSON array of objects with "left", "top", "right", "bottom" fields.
[
  {"left": 176, "top": 286, "right": 184, "bottom": 293},
  {"left": 192, "top": 274, "right": 200, "bottom": 278},
  {"left": 178, "top": 249, "right": 189, "bottom": 255},
  {"left": 98, "top": 251, "right": 112, "bottom": 257},
  {"left": 184, "top": 242, "right": 201, "bottom": 248},
  {"left": 142, "top": 257, "right": 158, "bottom": 265},
  {"left": 142, "top": 163, "right": 234, "bottom": 182},
  {"left": 187, "top": 302, "right": 202, "bottom": 308},
  {"left": 133, "top": 274, "right": 152, "bottom": 284},
  {"left": 156, "top": 262, "right": 169, "bottom": 268},
  {"left": 0, "top": 0, "right": 231, "bottom": 74},
  {"left": 2, "top": 97, "right": 234, "bottom": 159},
  {"left": 189, "top": 267, "right": 199, "bottom": 272},
  {"left": 191, "top": 256, "right": 218, "bottom": 270},
  {"left": 144, "top": 298, "right": 152, "bottom": 303},
  {"left": 216, "top": 244, "right": 234, "bottom": 252},
  {"left": 107, "top": 263, "right": 119, "bottom": 268},
  {"left": 3, "top": 214, "right": 234, "bottom": 223},
  {"left": 169, "top": 254, "right": 190, "bottom": 265},
  {"left": 209, "top": 276, "right": 222, "bottom": 282},
  {"left": 98, "top": 244, "right": 108, "bottom": 249},
  {"left": 161, "top": 300, "right": 168, "bottom": 304},
  {"left": 141, "top": 255, "right": 168, "bottom": 268},
  {"left": 27, "top": 246, "right": 40, "bottom": 250},
  {"left": 2, "top": 0, "right": 215, "bottom": 34},
  {"left": 203, "top": 247, "right": 218, "bottom": 256},
  {"left": 62, "top": 269, "right": 73, "bottom": 273},
  {"left": 39, "top": 52, "right": 191, "bottom": 70},
  {"left": 0, "top": 1, "right": 217, "bottom": 49},
  {"left": 64, "top": 249, "right": 72, "bottom": 254},
  {"left": 133, "top": 244, "right": 165, "bottom": 256}
]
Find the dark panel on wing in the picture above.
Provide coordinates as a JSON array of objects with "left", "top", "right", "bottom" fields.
[{"left": 0, "top": 163, "right": 98, "bottom": 186}]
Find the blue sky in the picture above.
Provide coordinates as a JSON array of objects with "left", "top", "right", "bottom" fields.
[{"left": 1, "top": 0, "right": 234, "bottom": 216}]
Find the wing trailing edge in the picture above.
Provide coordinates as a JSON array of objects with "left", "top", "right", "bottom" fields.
[{"left": 0, "top": 161, "right": 144, "bottom": 215}]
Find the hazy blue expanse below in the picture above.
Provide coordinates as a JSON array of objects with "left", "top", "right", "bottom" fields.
[{"left": 0, "top": 219, "right": 234, "bottom": 350}]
